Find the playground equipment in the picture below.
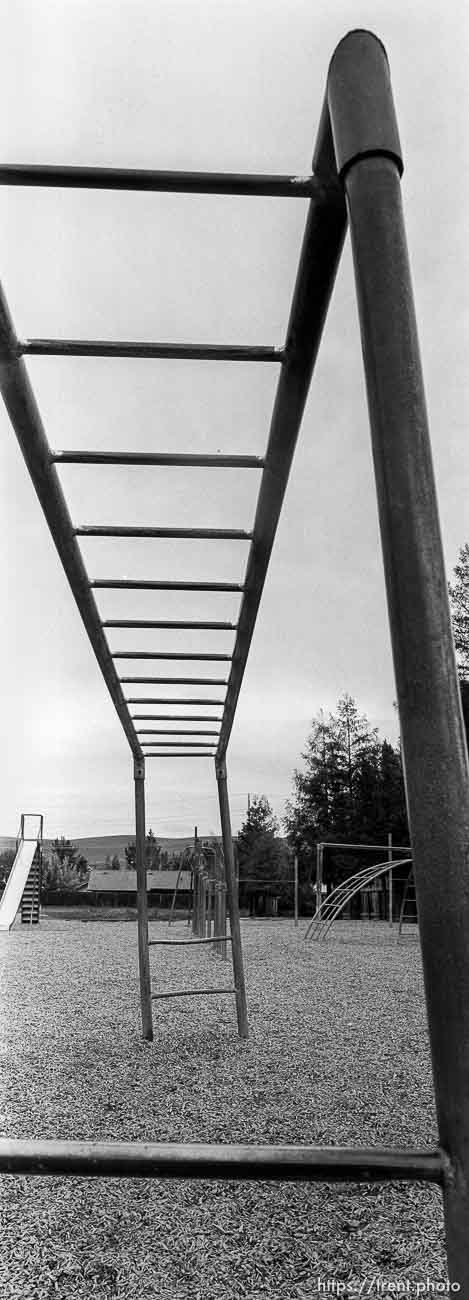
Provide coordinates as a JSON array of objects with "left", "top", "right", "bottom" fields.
[
  {"left": 190, "top": 841, "right": 228, "bottom": 957},
  {"left": 166, "top": 831, "right": 228, "bottom": 949},
  {"left": 399, "top": 865, "right": 418, "bottom": 935},
  {"left": 0, "top": 814, "right": 43, "bottom": 931},
  {"left": 306, "top": 856, "right": 412, "bottom": 941},
  {"left": 151, "top": 837, "right": 230, "bottom": 996},
  {"left": 1, "top": 30, "right": 469, "bottom": 1286},
  {"left": 310, "top": 838, "right": 412, "bottom": 931},
  {"left": 239, "top": 855, "right": 299, "bottom": 923}
]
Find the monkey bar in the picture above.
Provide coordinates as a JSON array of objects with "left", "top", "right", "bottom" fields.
[{"left": 1, "top": 30, "right": 469, "bottom": 1286}]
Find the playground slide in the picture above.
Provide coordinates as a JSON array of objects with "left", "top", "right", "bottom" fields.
[{"left": 0, "top": 838, "right": 38, "bottom": 932}]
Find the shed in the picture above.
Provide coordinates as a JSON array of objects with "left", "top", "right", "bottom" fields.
[{"left": 87, "top": 868, "right": 192, "bottom": 908}]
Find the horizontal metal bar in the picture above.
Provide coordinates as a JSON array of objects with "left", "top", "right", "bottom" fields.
[
  {"left": 139, "top": 743, "right": 213, "bottom": 754},
  {"left": 77, "top": 526, "right": 252, "bottom": 540},
  {"left": 22, "top": 340, "right": 283, "bottom": 364},
  {"left": 90, "top": 579, "right": 245, "bottom": 592},
  {"left": 54, "top": 451, "right": 264, "bottom": 469},
  {"left": 126, "top": 697, "right": 224, "bottom": 705},
  {"left": 152, "top": 987, "right": 235, "bottom": 999},
  {"left": 113, "top": 652, "right": 232, "bottom": 662},
  {"left": 122, "top": 677, "right": 227, "bottom": 685},
  {"left": 144, "top": 753, "right": 215, "bottom": 759},
  {"left": 0, "top": 1139, "right": 444, "bottom": 1184},
  {"left": 137, "top": 729, "right": 219, "bottom": 736},
  {"left": 0, "top": 285, "right": 143, "bottom": 762},
  {"left": 104, "top": 620, "right": 237, "bottom": 630},
  {"left": 320, "top": 842, "right": 412, "bottom": 853},
  {"left": 0, "top": 164, "right": 318, "bottom": 197},
  {"left": 131, "top": 714, "right": 222, "bottom": 722},
  {"left": 216, "top": 179, "right": 348, "bottom": 760},
  {"left": 148, "top": 937, "right": 232, "bottom": 946}
]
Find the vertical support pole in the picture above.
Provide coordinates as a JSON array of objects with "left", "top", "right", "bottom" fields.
[
  {"left": 206, "top": 877, "right": 210, "bottom": 937},
  {"left": 219, "top": 846, "right": 228, "bottom": 960},
  {"left": 214, "top": 879, "right": 220, "bottom": 955},
  {"left": 294, "top": 854, "right": 299, "bottom": 928},
  {"left": 210, "top": 875, "right": 215, "bottom": 939},
  {"left": 387, "top": 831, "right": 393, "bottom": 925},
  {"left": 192, "top": 827, "right": 199, "bottom": 936},
  {"left": 200, "top": 868, "right": 207, "bottom": 937},
  {"left": 191, "top": 863, "right": 196, "bottom": 935},
  {"left": 215, "top": 759, "right": 248, "bottom": 1038},
  {"left": 188, "top": 865, "right": 193, "bottom": 928},
  {"left": 192, "top": 863, "right": 197, "bottom": 934},
  {"left": 193, "top": 865, "right": 198, "bottom": 935},
  {"left": 326, "top": 30, "right": 469, "bottom": 1284},
  {"left": 315, "top": 843, "right": 323, "bottom": 916},
  {"left": 134, "top": 756, "right": 153, "bottom": 1042}
]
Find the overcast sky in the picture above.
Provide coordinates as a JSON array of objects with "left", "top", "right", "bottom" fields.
[{"left": 1, "top": 0, "right": 468, "bottom": 840}]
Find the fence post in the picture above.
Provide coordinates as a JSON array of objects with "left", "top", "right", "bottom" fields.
[
  {"left": 294, "top": 855, "right": 299, "bottom": 927},
  {"left": 215, "top": 759, "right": 248, "bottom": 1038},
  {"left": 134, "top": 757, "right": 153, "bottom": 1041},
  {"left": 326, "top": 30, "right": 469, "bottom": 1285},
  {"left": 387, "top": 831, "right": 393, "bottom": 925}
]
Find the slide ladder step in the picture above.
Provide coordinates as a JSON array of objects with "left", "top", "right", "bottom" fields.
[{"left": 21, "top": 853, "right": 41, "bottom": 925}]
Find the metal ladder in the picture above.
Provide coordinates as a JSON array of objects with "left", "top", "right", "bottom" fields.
[
  {"left": 147, "top": 840, "right": 239, "bottom": 1018},
  {"left": 398, "top": 866, "right": 418, "bottom": 935}
]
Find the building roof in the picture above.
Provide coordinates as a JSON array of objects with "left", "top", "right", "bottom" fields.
[{"left": 87, "top": 869, "right": 192, "bottom": 893}]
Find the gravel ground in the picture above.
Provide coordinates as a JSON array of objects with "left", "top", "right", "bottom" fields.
[{"left": 0, "top": 917, "right": 446, "bottom": 1298}]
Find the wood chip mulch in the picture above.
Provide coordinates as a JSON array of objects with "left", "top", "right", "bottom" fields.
[{"left": 0, "top": 917, "right": 446, "bottom": 1297}]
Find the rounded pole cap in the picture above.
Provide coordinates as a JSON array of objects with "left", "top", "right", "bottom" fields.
[{"left": 327, "top": 30, "right": 403, "bottom": 177}]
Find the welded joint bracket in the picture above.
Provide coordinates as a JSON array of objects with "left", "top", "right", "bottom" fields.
[
  {"left": 439, "top": 1145, "right": 466, "bottom": 1193},
  {"left": 215, "top": 758, "right": 227, "bottom": 782},
  {"left": 134, "top": 757, "right": 145, "bottom": 781}
]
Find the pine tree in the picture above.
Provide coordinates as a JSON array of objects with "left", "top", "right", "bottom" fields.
[
  {"left": 124, "top": 832, "right": 161, "bottom": 870},
  {"left": 449, "top": 543, "right": 469, "bottom": 676},
  {"left": 237, "top": 796, "right": 288, "bottom": 908},
  {"left": 145, "top": 829, "right": 160, "bottom": 870},
  {"left": 378, "top": 740, "right": 409, "bottom": 845},
  {"left": 285, "top": 694, "right": 407, "bottom": 887},
  {"left": 237, "top": 796, "right": 278, "bottom": 862},
  {"left": 284, "top": 694, "right": 380, "bottom": 853}
]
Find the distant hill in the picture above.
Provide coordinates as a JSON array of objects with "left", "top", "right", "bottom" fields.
[{"left": 0, "top": 832, "right": 221, "bottom": 865}]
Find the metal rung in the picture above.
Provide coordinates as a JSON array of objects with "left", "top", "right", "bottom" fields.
[
  {"left": 76, "top": 526, "right": 252, "bottom": 540},
  {"left": 137, "top": 730, "right": 219, "bottom": 736},
  {"left": 148, "top": 937, "right": 232, "bottom": 946},
  {"left": 22, "top": 340, "right": 284, "bottom": 364},
  {"left": 131, "top": 715, "right": 222, "bottom": 721},
  {"left": 0, "top": 1138, "right": 444, "bottom": 1184},
  {"left": 140, "top": 743, "right": 214, "bottom": 754},
  {"left": 126, "top": 698, "right": 224, "bottom": 705},
  {"left": 122, "top": 677, "right": 228, "bottom": 686},
  {"left": 104, "top": 620, "right": 237, "bottom": 630},
  {"left": 113, "top": 653, "right": 232, "bottom": 662},
  {"left": 0, "top": 164, "right": 317, "bottom": 197},
  {"left": 54, "top": 451, "right": 264, "bottom": 469},
  {"left": 152, "top": 987, "right": 236, "bottom": 998},
  {"left": 91, "top": 579, "right": 245, "bottom": 592},
  {"left": 143, "top": 753, "right": 215, "bottom": 758}
]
